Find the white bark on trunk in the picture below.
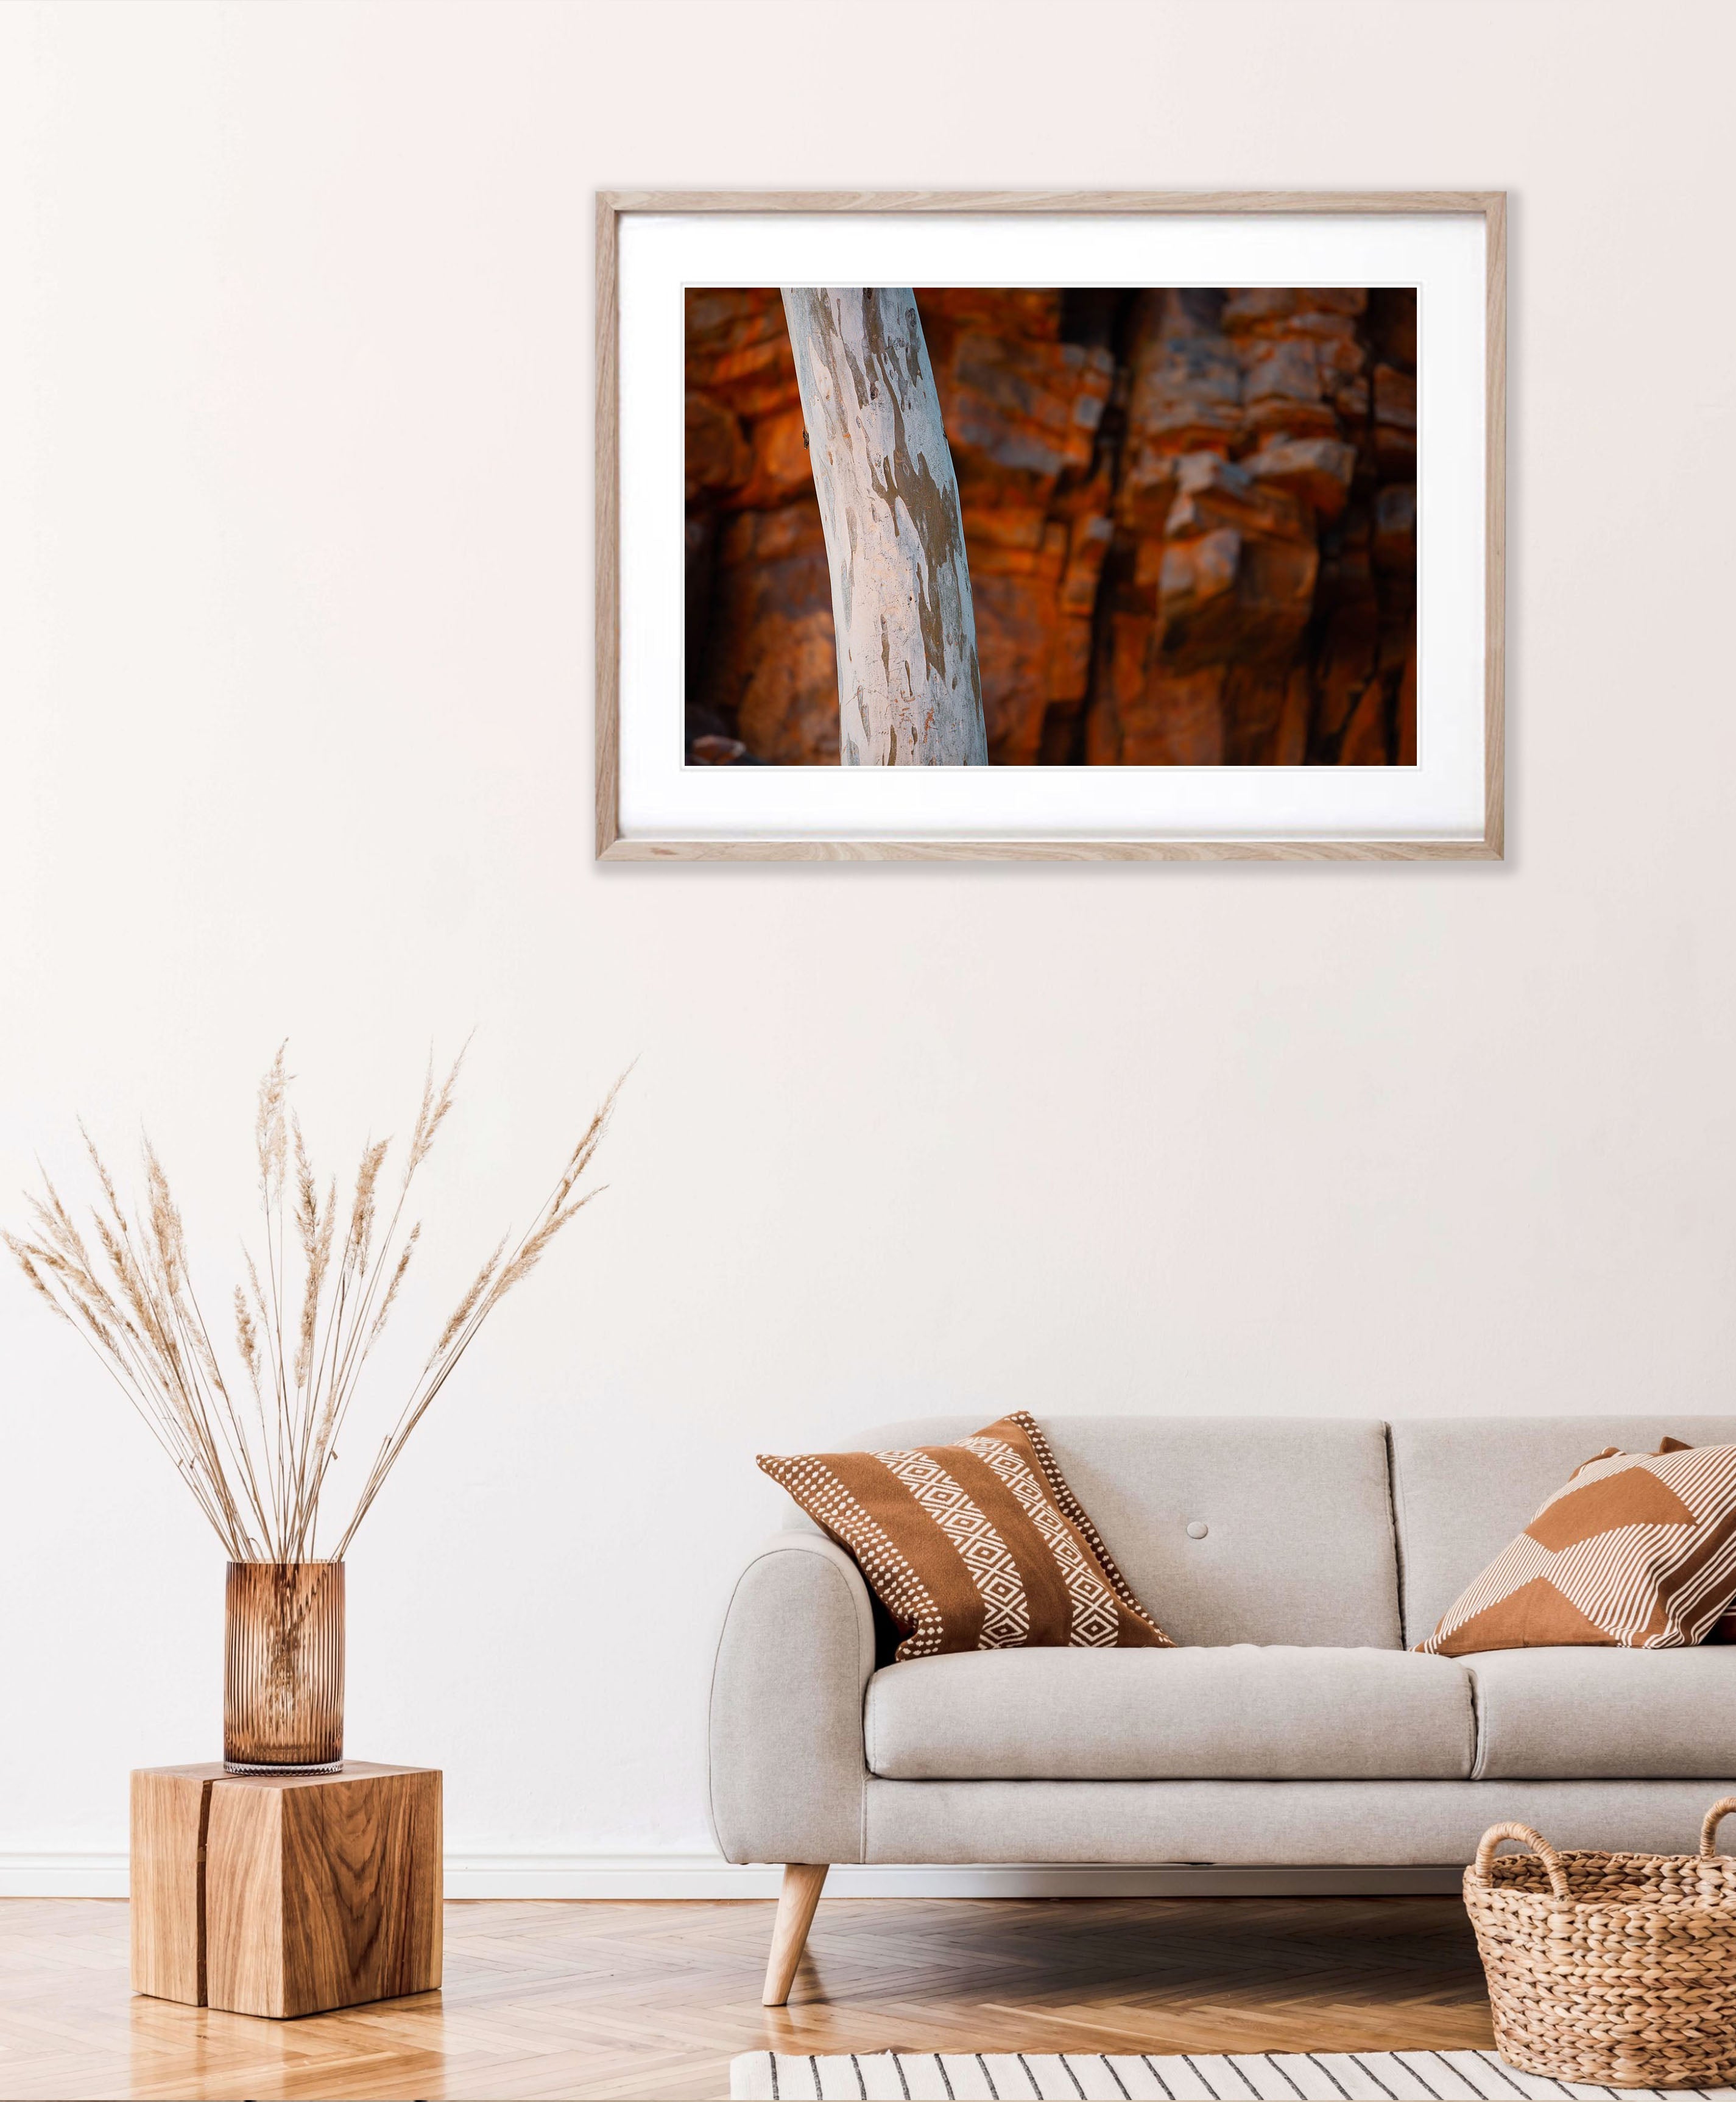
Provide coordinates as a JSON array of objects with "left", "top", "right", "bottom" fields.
[{"left": 780, "top": 288, "right": 987, "bottom": 766}]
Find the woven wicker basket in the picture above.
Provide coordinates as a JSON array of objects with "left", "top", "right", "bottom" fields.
[{"left": 1466, "top": 1797, "right": 1736, "bottom": 2090}]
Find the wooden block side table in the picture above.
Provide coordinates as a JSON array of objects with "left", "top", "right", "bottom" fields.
[{"left": 131, "top": 1761, "right": 442, "bottom": 2019}]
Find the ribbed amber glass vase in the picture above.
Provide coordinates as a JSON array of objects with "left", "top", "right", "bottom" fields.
[{"left": 223, "top": 1561, "right": 345, "bottom": 1772}]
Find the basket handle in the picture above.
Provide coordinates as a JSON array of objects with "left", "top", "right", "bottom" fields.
[
  {"left": 1473, "top": 1822, "right": 1572, "bottom": 1903},
  {"left": 1699, "top": 1797, "right": 1736, "bottom": 1858}
]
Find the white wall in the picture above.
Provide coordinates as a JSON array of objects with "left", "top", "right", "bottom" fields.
[{"left": 3, "top": 0, "right": 1734, "bottom": 1895}]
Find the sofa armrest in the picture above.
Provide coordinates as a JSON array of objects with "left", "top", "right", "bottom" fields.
[{"left": 708, "top": 1532, "right": 874, "bottom": 1865}]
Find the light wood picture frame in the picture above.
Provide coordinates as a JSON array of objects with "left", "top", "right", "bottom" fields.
[{"left": 597, "top": 191, "right": 1505, "bottom": 863}]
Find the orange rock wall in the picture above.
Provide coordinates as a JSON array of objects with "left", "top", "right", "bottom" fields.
[{"left": 685, "top": 287, "right": 1416, "bottom": 766}]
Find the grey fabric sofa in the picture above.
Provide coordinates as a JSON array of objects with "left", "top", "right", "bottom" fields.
[{"left": 710, "top": 1414, "right": 1736, "bottom": 2002}]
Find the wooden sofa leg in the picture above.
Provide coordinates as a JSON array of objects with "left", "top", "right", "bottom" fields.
[{"left": 762, "top": 1863, "right": 829, "bottom": 2006}]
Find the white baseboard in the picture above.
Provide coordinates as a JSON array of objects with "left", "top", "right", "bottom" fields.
[
  {"left": 443, "top": 1858, "right": 1466, "bottom": 1899},
  {"left": 0, "top": 1851, "right": 1463, "bottom": 1900},
  {"left": 0, "top": 1854, "right": 133, "bottom": 1899}
]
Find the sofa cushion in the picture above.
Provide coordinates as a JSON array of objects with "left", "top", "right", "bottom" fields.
[
  {"left": 855, "top": 1416, "right": 1402, "bottom": 1647},
  {"left": 1389, "top": 1416, "right": 1736, "bottom": 1647},
  {"left": 863, "top": 1646, "right": 1475, "bottom": 1780},
  {"left": 1469, "top": 1645, "right": 1736, "bottom": 1778}
]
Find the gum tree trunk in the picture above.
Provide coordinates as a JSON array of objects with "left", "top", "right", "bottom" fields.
[{"left": 780, "top": 288, "right": 987, "bottom": 765}]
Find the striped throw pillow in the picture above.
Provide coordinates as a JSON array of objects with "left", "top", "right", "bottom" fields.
[
  {"left": 1417, "top": 1436, "right": 1736, "bottom": 1655},
  {"left": 758, "top": 1410, "right": 1172, "bottom": 1660},
  {"left": 1647, "top": 1437, "right": 1736, "bottom": 1643}
]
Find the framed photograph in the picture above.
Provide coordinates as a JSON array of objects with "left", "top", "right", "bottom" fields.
[{"left": 596, "top": 191, "right": 1505, "bottom": 862}]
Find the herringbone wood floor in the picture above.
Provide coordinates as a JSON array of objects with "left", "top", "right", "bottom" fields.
[{"left": 0, "top": 1895, "right": 1494, "bottom": 2101}]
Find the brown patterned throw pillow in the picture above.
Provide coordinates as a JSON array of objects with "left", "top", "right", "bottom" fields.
[
  {"left": 758, "top": 1410, "right": 1173, "bottom": 1660},
  {"left": 1417, "top": 1437, "right": 1736, "bottom": 1655},
  {"left": 1644, "top": 1438, "right": 1736, "bottom": 1643}
]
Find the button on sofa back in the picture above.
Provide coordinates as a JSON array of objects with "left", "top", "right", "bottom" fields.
[{"left": 711, "top": 1415, "right": 1736, "bottom": 2004}]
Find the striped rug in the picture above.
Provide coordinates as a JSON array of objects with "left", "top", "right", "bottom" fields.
[{"left": 729, "top": 2048, "right": 1736, "bottom": 2100}]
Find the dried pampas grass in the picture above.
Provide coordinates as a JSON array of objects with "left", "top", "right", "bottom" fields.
[{"left": 6, "top": 1046, "right": 619, "bottom": 1561}]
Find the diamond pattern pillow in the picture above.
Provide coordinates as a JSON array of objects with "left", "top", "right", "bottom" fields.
[
  {"left": 1417, "top": 1436, "right": 1736, "bottom": 1655},
  {"left": 758, "top": 1410, "right": 1172, "bottom": 1661}
]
